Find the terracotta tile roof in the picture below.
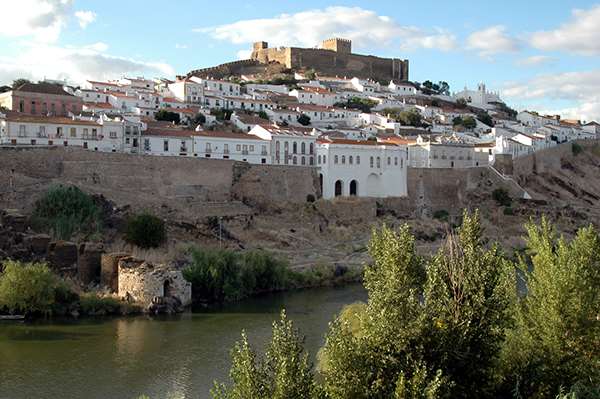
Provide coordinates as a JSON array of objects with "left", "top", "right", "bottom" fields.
[
  {"left": 162, "top": 107, "right": 197, "bottom": 114},
  {"left": 142, "top": 127, "right": 199, "bottom": 138},
  {"left": 14, "top": 82, "right": 76, "bottom": 97},
  {"left": 83, "top": 102, "right": 113, "bottom": 109},
  {"left": 5, "top": 113, "right": 100, "bottom": 126},
  {"left": 194, "top": 130, "right": 267, "bottom": 140},
  {"left": 379, "top": 136, "right": 416, "bottom": 145},
  {"left": 257, "top": 123, "right": 316, "bottom": 137}
]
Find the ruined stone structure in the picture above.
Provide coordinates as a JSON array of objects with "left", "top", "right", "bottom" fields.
[
  {"left": 117, "top": 257, "right": 192, "bottom": 311},
  {"left": 250, "top": 38, "right": 409, "bottom": 82}
]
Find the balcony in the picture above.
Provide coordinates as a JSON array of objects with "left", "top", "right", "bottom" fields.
[{"left": 37, "top": 132, "right": 48, "bottom": 138}]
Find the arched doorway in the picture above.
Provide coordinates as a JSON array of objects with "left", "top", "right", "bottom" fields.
[
  {"left": 350, "top": 180, "right": 358, "bottom": 196},
  {"left": 366, "top": 173, "right": 381, "bottom": 197},
  {"left": 163, "top": 280, "right": 173, "bottom": 298},
  {"left": 334, "top": 180, "right": 343, "bottom": 197},
  {"left": 319, "top": 173, "right": 323, "bottom": 196}
]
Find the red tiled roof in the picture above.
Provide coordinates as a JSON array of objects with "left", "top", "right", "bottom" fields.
[
  {"left": 83, "top": 102, "right": 113, "bottom": 109},
  {"left": 5, "top": 113, "right": 100, "bottom": 126},
  {"left": 194, "top": 130, "right": 266, "bottom": 140},
  {"left": 142, "top": 127, "right": 199, "bottom": 138}
]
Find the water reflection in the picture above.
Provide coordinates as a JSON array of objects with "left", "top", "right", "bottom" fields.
[{"left": 0, "top": 285, "right": 366, "bottom": 399}]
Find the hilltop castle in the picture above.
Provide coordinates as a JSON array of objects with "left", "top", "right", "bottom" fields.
[{"left": 250, "top": 38, "right": 409, "bottom": 82}]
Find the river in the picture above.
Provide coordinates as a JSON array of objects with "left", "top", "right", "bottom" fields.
[{"left": 0, "top": 284, "right": 367, "bottom": 399}]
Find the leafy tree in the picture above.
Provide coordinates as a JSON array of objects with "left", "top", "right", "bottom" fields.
[
  {"left": 452, "top": 116, "right": 463, "bottom": 127},
  {"left": 211, "top": 108, "right": 233, "bottom": 121},
  {"left": 500, "top": 219, "right": 600, "bottom": 398},
  {"left": 0, "top": 261, "right": 64, "bottom": 316},
  {"left": 320, "top": 212, "right": 515, "bottom": 398},
  {"left": 0, "top": 85, "right": 11, "bottom": 93},
  {"left": 462, "top": 116, "right": 477, "bottom": 130},
  {"left": 124, "top": 212, "right": 166, "bottom": 249},
  {"left": 192, "top": 113, "right": 206, "bottom": 126},
  {"left": 258, "top": 110, "right": 269, "bottom": 120},
  {"left": 456, "top": 98, "right": 468, "bottom": 108},
  {"left": 12, "top": 78, "right": 31, "bottom": 89},
  {"left": 155, "top": 109, "right": 180, "bottom": 124},
  {"left": 492, "top": 188, "right": 512, "bottom": 207},
  {"left": 437, "top": 81, "right": 450, "bottom": 96},
  {"left": 297, "top": 114, "right": 311, "bottom": 126},
  {"left": 304, "top": 69, "right": 317, "bottom": 80},
  {"left": 383, "top": 108, "right": 423, "bottom": 127},
  {"left": 212, "top": 310, "right": 316, "bottom": 399},
  {"left": 477, "top": 112, "right": 494, "bottom": 127},
  {"left": 335, "top": 97, "right": 379, "bottom": 113}
]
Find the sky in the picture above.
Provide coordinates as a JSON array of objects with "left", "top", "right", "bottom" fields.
[{"left": 1, "top": 0, "right": 599, "bottom": 121}]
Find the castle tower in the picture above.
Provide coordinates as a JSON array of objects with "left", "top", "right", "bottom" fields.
[{"left": 322, "top": 38, "right": 352, "bottom": 54}]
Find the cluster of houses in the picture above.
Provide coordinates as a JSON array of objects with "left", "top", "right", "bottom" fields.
[{"left": 0, "top": 75, "right": 597, "bottom": 200}]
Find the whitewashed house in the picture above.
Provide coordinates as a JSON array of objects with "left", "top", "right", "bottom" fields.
[
  {"left": 316, "top": 137, "right": 407, "bottom": 199},
  {"left": 388, "top": 81, "right": 417, "bottom": 95},
  {"left": 192, "top": 130, "right": 270, "bottom": 164},
  {"left": 517, "top": 111, "right": 560, "bottom": 128},
  {"left": 408, "top": 135, "right": 489, "bottom": 168},
  {"left": 249, "top": 124, "right": 318, "bottom": 166},
  {"left": 289, "top": 87, "right": 341, "bottom": 107}
]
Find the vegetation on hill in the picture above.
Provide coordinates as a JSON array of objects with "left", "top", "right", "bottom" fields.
[
  {"left": 453, "top": 115, "right": 477, "bottom": 130},
  {"left": 420, "top": 80, "right": 450, "bottom": 96},
  {"left": 382, "top": 108, "right": 424, "bottom": 127},
  {"left": 214, "top": 211, "right": 600, "bottom": 398},
  {"left": 155, "top": 109, "right": 181, "bottom": 124},
  {"left": 211, "top": 108, "right": 233, "bottom": 121},
  {"left": 32, "top": 185, "right": 104, "bottom": 240},
  {"left": 334, "top": 97, "right": 378, "bottom": 113},
  {"left": 124, "top": 212, "right": 166, "bottom": 249}
]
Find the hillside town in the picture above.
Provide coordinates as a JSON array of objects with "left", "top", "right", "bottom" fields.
[{"left": 0, "top": 38, "right": 598, "bottom": 201}]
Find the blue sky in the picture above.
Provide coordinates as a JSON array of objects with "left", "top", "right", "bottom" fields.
[{"left": 1, "top": 0, "right": 599, "bottom": 120}]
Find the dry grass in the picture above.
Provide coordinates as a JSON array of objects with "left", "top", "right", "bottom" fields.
[{"left": 103, "top": 238, "right": 192, "bottom": 264}]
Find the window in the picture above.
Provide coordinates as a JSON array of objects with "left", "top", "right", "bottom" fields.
[
  {"left": 301, "top": 142, "right": 306, "bottom": 154},
  {"left": 91, "top": 128, "right": 97, "bottom": 138},
  {"left": 224, "top": 144, "right": 229, "bottom": 153},
  {"left": 242, "top": 144, "right": 248, "bottom": 154},
  {"left": 387, "top": 157, "right": 391, "bottom": 165},
  {"left": 70, "top": 127, "right": 76, "bottom": 137},
  {"left": 164, "top": 140, "right": 169, "bottom": 152},
  {"left": 356, "top": 155, "right": 360, "bottom": 165},
  {"left": 394, "top": 157, "right": 398, "bottom": 166},
  {"left": 377, "top": 157, "right": 381, "bottom": 168},
  {"left": 284, "top": 142, "right": 289, "bottom": 152},
  {"left": 293, "top": 156, "right": 297, "bottom": 165},
  {"left": 39, "top": 126, "right": 46, "bottom": 137},
  {"left": 318, "top": 155, "right": 322, "bottom": 164},
  {"left": 56, "top": 127, "right": 62, "bottom": 137},
  {"left": 301, "top": 156, "right": 306, "bottom": 165},
  {"left": 370, "top": 156, "right": 374, "bottom": 168},
  {"left": 206, "top": 142, "right": 212, "bottom": 152},
  {"left": 341, "top": 155, "right": 345, "bottom": 164},
  {"left": 309, "top": 143, "right": 314, "bottom": 155},
  {"left": 261, "top": 145, "right": 267, "bottom": 155},
  {"left": 293, "top": 142, "right": 298, "bottom": 154},
  {"left": 323, "top": 155, "right": 326, "bottom": 163},
  {"left": 236, "top": 144, "right": 241, "bottom": 151},
  {"left": 334, "top": 155, "right": 339, "bottom": 164},
  {"left": 110, "top": 131, "right": 117, "bottom": 139},
  {"left": 31, "top": 101, "right": 36, "bottom": 114},
  {"left": 275, "top": 141, "right": 280, "bottom": 152},
  {"left": 249, "top": 145, "right": 254, "bottom": 152},
  {"left": 144, "top": 139, "right": 150, "bottom": 151},
  {"left": 401, "top": 159, "right": 404, "bottom": 168},
  {"left": 309, "top": 157, "right": 314, "bottom": 165},
  {"left": 349, "top": 155, "right": 353, "bottom": 164}
]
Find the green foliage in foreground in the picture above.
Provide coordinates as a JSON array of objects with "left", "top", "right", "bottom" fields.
[
  {"left": 32, "top": 185, "right": 103, "bottom": 240},
  {"left": 212, "top": 310, "right": 317, "bottom": 399},
  {"left": 216, "top": 211, "right": 600, "bottom": 398},
  {"left": 0, "top": 261, "right": 77, "bottom": 316},
  {"left": 124, "top": 212, "right": 166, "bottom": 249}
]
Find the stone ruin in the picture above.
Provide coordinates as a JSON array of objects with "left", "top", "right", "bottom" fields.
[{"left": 116, "top": 257, "right": 192, "bottom": 314}]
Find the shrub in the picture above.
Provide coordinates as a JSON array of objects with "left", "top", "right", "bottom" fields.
[
  {"left": 433, "top": 209, "right": 449, "bottom": 221},
  {"left": 572, "top": 142, "right": 583, "bottom": 156},
  {"left": 503, "top": 207, "right": 514, "bottom": 216},
  {"left": 155, "top": 109, "right": 180, "bottom": 124},
  {"left": 306, "top": 194, "right": 316, "bottom": 203},
  {"left": 0, "top": 261, "right": 67, "bottom": 316},
  {"left": 124, "top": 212, "right": 166, "bottom": 249},
  {"left": 79, "top": 294, "right": 121, "bottom": 316},
  {"left": 492, "top": 187, "right": 512, "bottom": 206},
  {"left": 32, "top": 185, "right": 103, "bottom": 240},
  {"left": 183, "top": 247, "right": 290, "bottom": 303},
  {"left": 258, "top": 110, "right": 269, "bottom": 120}
]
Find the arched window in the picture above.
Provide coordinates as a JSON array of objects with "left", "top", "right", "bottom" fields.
[
  {"left": 387, "top": 157, "right": 391, "bottom": 165},
  {"left": 349, "top": 155, "right": 353, "bottom": 164},
  {"left": 309, "top": 143, "right": 314, "bottom": 154},
  {"left": 350, "top": 180, "right": 358, "bottom": 196},
  {"left": 293, "top": 142, "right": 298, "bottom": 154},
  {"left": 276, "top": 141, "right": 280, "bottom": 151},
  {"left": 334, "top": 155, "right": 339, "bottom": 164},
  {"left": 377, "top": 157, "right": 381, "bottom": 168},
  {"left": 370, "top": 156, "right": 374, "bottom": 168},
  {"left": 341, "top": 155, "right": 346, "bottom": 164},
  {"left": 356, "top": 156, "right": 360, "bottom": 165},
  {"left": 318, "top": 155, "right": 322, "bottom": 164},
  {"left": 309, "top": 157, "right": 314, "bottom": 165},
  {"left": 323, "top": 155, "right": 326, "bottom": 164},
  {"left": 301, "top": 156, "right": 306, "bottom": 165},
  {"left": 284, "top": 141, "right": 289, "bottom": 152},
  {"left": 334, "top": 180, "right": 343, "bottom": 197},
  {"left": 293, "top": 156, "right": 298, "bottom": 165},
  {"left": 394, "top": 157, "right": 398, "bottom": 166},
  {"left": 301, "top": 142, "right": 306, "bottom": 154}
]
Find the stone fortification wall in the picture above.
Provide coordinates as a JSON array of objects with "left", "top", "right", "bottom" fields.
[{"left": 0, "top": 147, "right": 319, "bottom": 219}]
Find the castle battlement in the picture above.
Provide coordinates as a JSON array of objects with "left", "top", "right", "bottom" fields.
[{"left": 250, "top": 38, "right": 409, "bottom": 82}]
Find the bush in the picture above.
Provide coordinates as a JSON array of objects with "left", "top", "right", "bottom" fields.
[
  {"left": 334, "top": 97, "right": 378, "bottom": 113},
  {"left": 124, "top": 212, "right": 166, "bottom": 249},
  {"left": 572, "top": 142, "right": 583, "bottom": 156},
  {"left": 503, "top": 207, "right": 514, "bottom": 216},
  {"left": 492, "top": 188, "right": 512, "bottom": 207},
  {"left": 210, "top": 108, "right": 233, "bottom": 121},
  {"left": 0, "top": 261, "right": 70, "bottom": 316},
  {"left": 32, "top": 185, "right": 103, "bottom": 240},
  {"left": 433, "top": 209, "right": 449, "bottom": 221},
  {"left": 155, "top": 109, "right": 180, "bottom": 124},
  {"left": 79, "top": 294, "right": 121, "bottom": 316},
  {"left": 183, "top": 247, "right": 290, "bottom": 303},
  {"left": 297, "top": 114, "right": 311, "bottom": 126},
  {"left": 258, "top": 110, "right": 269, "bottom": 120}
]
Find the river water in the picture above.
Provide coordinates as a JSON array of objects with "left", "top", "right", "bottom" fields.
[{"left": 0, "top": 284, "right": 367, "bottom": 399}]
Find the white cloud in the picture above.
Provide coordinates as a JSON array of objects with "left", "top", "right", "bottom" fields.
[
  {"left": 175, "top": 43, "right": 188, "bottom": 49},
  {"left": 197, "top": 6, "right": 457, "bottom": 52},
  {"left": 502, "top": 70, "right": 600, "bottom": 121},
  {"left": 0, "top": 0, "right": 73, "bottom": 42},
  {"left": 516, "top": 55, "right": 556, "bottom": 67},
  {"left": 74, "top": 10, "right": 96, "bottom": 29},
  {"left": 530, "top": 5, "right": 600, "bottom": 56},
  {"left": 466, "top": 25, "right": 519, "bottom": 58},
  {"left": 0, "top": 43, "right": 175, "bottom": 85},
  {"left": 236, "top": 49, "right": 252, "bottom": 60}
]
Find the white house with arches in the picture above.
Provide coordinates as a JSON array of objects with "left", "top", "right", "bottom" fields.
[
  {"left": 316, "top": 137, "right": 408, "bottom": 199},
  {"left": 249, "top": 124, "right": 318, "bottom": 166}
]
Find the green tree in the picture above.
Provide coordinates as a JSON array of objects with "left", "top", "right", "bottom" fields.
[
  {"left": 456, "top": 98, "right": 468, "bottom": 108},
  {"left": 297, "top": 114, "right": 311, "bottom": 126},
  {"left": 452, "top": 116, "right": 463, "bottom": 126},
  {"left": 212, "top": 310, "right": 316, "bottom": 399},
  {"left": 124, "top": 212, "right": 166, "bottom": 249},
  {"left": 258, "top": 110, "right": 269, "bottom": 120},
  {"left": 192, "top": 113, "right": 206, "bottom": 126},
  {"left": 155, "top": 109, "right": 180, "bottom": 124},
  {"left": 12, "top": 78, "right": 31, "bottom": 89},
  {"left": 477, "top": 112, "right": 494, "bottom": 127},
  {"left": 501, "top": 219, "right": 600, "bottom": 398},
  {"left": 462, "top": 116, "right": 477, "bottom": 130},
  {"left": 438, "top": 81, "right": 450, "bottom": 96},
  {"left": 320, "top": 212, "right": 515, "bottom": 398},
  {"left": 0, "top": 261, "right": 62, "bottom": 316}
]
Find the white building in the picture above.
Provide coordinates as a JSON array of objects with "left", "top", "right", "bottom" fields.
[
  {"left": 316, "top": 137, "right": 407, "bottom": 199},
  {"left": 167, "top": 79, "right": 205, "bottom": 105},
  {"left": 388, "top": 81, "right": 418, "bottom": 95},
  {"left": 408, "top": 135, "right": 489, "bottom": 168},
  {"left": 289, "top": 87, "right": 341, "bottom": 107},
  {"left": 517, "top": 111, "right": 560, "bottom": 128},
  {"left": 142, "top": 127, "right": 196, "bottom": 157},
  {"left": 453, "top": 83, "right": 502, "bottom": 110},
  {"left": 189, "top": 77, "right": 241, "bottom": 97},
  {"left": 0, "top": 112, "right": 129, "bottom": 152},
  {"left": 192, "top": 130, "right": 270, "bottom": 164},
  {"left": 249, "top": 124, "right": 318, "bottom": 166}
]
